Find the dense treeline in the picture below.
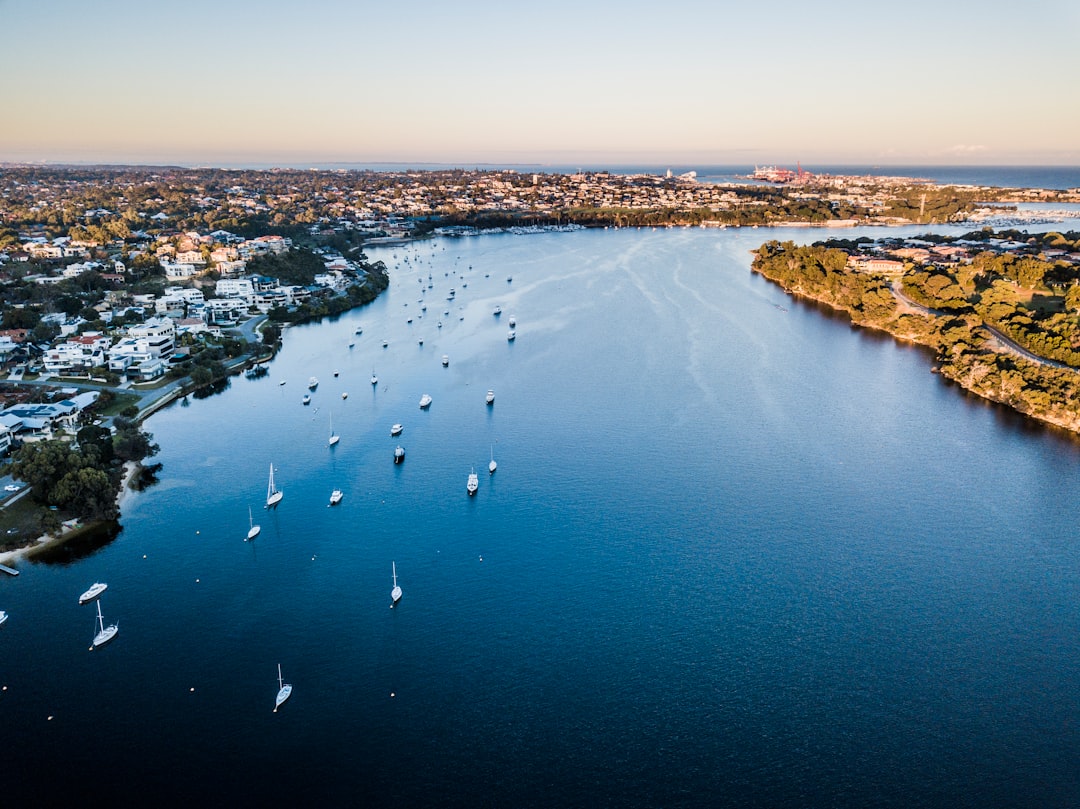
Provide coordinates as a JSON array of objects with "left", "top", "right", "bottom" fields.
[
  {"left": 4, "top": 418, "right": 159, "bottom": 531},
  {"left": 752, "top": 239, "right": 1080, "bottom": 434}
]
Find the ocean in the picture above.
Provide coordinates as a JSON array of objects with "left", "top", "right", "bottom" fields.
[{"left": 2, "top": 222, "right": 1079, "bottom": 807}]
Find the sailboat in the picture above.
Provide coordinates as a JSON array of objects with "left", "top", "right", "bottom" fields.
[
  {"left": 92, "top": 600, "right": 118, "bottom": 648},
  {"left": 391, "top": 561, "right": 402, "bottom": 604},
  {"left": 246, "top": 507, "right": 261, "bottom": 541},
  {"left": 266, "top": 463, "right": 283, "bottom": 508},
  {"left": 328, "top": 411, "right": 339, "bottom": 446},
  {"left": 489, "top": 446, "right": 497, "bottom": 474},
  {"left": 274, "top": 663, "right": 292, "bottom": 712}
]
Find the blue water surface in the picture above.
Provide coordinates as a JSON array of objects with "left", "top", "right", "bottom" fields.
[{"left": 2, "top": 225, "right": 1079, "bottom": 807}]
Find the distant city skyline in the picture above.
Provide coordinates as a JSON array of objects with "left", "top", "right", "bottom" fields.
[{"left": 2, "top": 0, "right": 1077, "bottom": 167}]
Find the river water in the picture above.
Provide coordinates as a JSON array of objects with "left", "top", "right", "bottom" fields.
[{"left": 2, "top": 225, "right": 1078, "bottom": 807}]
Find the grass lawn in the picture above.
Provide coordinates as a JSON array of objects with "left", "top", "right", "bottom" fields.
[{"left": 0, "top": 493, "right": 48, "bottom": 553}]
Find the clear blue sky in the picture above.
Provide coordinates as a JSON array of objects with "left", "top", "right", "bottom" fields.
[{"left": 2, "top": 0, "right": 1077, "bottom": 166}]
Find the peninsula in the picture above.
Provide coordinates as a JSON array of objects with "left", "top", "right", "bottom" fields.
[{"left": 752, "top": 228, "right": 1080, "bottom": 434}]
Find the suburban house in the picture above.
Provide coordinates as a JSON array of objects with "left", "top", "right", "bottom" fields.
[{"left": 42, "top": 332, "right": 112, "bottom": 374}]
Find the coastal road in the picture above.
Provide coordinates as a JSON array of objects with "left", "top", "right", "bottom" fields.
[{"left": 889, "top": 281, "right": 1073, "bottom": 370}]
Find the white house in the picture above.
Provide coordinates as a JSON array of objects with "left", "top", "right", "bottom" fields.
[
  {"left": 161, "top": 262, "right": 196, "bottom": 280},
  {"left": 215, "top": 278, "right": 256, "bottom": 303},
  {"left": 42, "top": 333, "right": 111, "bottom": 373}
]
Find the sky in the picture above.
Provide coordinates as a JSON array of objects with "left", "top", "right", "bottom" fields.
[{"left": 1, "top": 0, "right": 1078, "bottom": 167}]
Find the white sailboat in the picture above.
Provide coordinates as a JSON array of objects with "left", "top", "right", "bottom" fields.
[
  {"left": 489, "top": 446, "right": 497, "bottom": 474},
  {"left": 274, "top": 663, "right": 292, "bottom": 712},
  {"left": 391, "top": 561, "right": 402, "bottom": 604},
  {"left": 92, "top": 600, "right": 118, "bottom": 648},
  {"left": 266, "top": 463, "right": 283, "bottom": 507},
  {"left": 246, "top": 507, "right": 261, "bottom": 541},
  {"left": 328, "top": 411, "right": 339, "bottom": 447}
]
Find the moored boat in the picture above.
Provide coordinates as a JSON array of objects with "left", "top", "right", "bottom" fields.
[
  {"left": 92, "top": 600, "right": 118, "bottom": 648},
  {"left": 308, "top": 377, "right": 319, "bottom": 390},
  {"left": 442, "top": 355, "right": 449, "bottom": 367},
  {"left": 486, "top": 389, "right": 495, "bottom": 405},
  {"left": 266, "top": 463, "right": 283, "bottom": 508},
  {"left": 79, "top": 582, "right": 108, "bottom": 605},
  {"left": 391, "top": 562, "right": 402, "bottom": 604},
  {"left": 394, "top": 445, "right": 405, "bottom": 464},
  {"left": 246, "top": 507, "right": 261, "bottom": 541},
  {"left": 507, "top": 329, "right": 516, "bottom": 341},
  {"left": 419, "top": 393, "right": 432, "bottom": 409},
  {"left": 329, "top": 489, "right": 343, "bottom": 506},
  {"left": 274, "top": 664, "right": 292, "bottom": 712},
  {"left": 391, "top": 423, "right": 403, "bottom": 436},
  {"left": 467, "top": 469, "right": 479, "bottom": 496}
]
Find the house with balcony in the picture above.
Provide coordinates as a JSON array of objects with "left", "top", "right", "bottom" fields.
[{"left": 42, "top": 333, "right": 111, "bottom": 374}]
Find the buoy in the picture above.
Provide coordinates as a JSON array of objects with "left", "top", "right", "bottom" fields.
[
  {"left": 143, "top": 554, "right": 147, "bottom": 558},
  {"left": 190, "top": 687, "right": 195, "bottom": 692}
]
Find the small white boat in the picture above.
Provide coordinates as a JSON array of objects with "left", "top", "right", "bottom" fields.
[
  {"left": 79, "top": 582, "right": 108, "bottom": 605},
  {"left": 507, "top": 276, "right": 512, "bottom": 283},
  {"left": 418, "top": 337, "right": 424, "bottom": 346},
  {"left": 328, "top": 411, "right": 339, "bottom": 447},
  {"left": 329, "top": 489, "right": 343, "bottom": 506},
  {"left": 92, "top": 600, "right": 118, "bottom": 648},
  {"left": 355, "top": 326, "right": 363, "bottom": 335},
  {"left": 341, "top": 392, "right": 348, "bottom": 400},
  {"left": 246, "top": 507, "right": 261, "bottom": 541},
  {"left": 507, "top": 330, "right": 516, "bottom": 342},
  {"left": 308, "top": 377, "right": 319, "bottom": 390},
  {"left": 391, "top": 424, "right": 403, "bottom": 437},
  {"left": 493, "top": 306, "right": 502, "bottom": 316},
  {"left": 274, "top": 663, "right": 292, "bottom": 712},
  {"left": 333, "top": 369, "right": 339, "bottom": 377},
  {"left": 279, "top": 380, "right": 286, "bottom": 386},
  {"left": 467, "top": 469, "right": 479, "bottom": 496},
  {"left": 485, "top": 389, "right": 495, "bottom": 405},
  {"left": 508, "top": 316, "right": 516, "bottom": 328},
  {"left": 371, "top": 370, "right": 378, "bottom": 386},
  {"left": 348, "top": 340, "right": 355, "bottom": 348},
  {"left": 437, "top": 321, "right": 442, "bottom": 328},
  {"left": 419, "top": 394, "right": 432, "bottom": 409},
  {"left": 382, "top": 340, "right": 389, "bottom": 348},
  {"left": 0, "top": 610, "right": 7, "bottom": 627},
  {"left": 266, "top": 463, "right": 283, "bottom": 508},
  {"left": 394, "top": 445, "right": 405, "bottom": 464},
  {"left": 391, "top": 561, "right": 402, "bottom": 604},
  {"left": 489, "top": 446, "right": 497, "bottom": 475},
  {"left": 302, "top": 394, "right": 311, "bottom": 405},
  {"left": 441, "top": 355, "right": 449, "bottom": 367}
]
